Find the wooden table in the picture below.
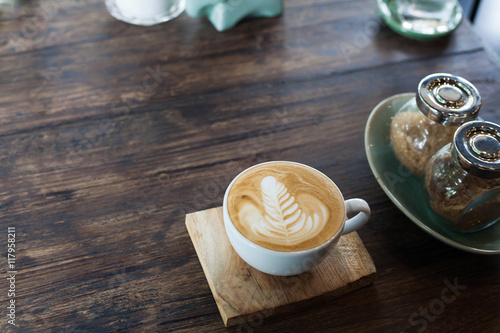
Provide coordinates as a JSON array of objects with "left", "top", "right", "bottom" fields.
[{"left": 1, "top": 0, "right": 499, "bottom": 332}]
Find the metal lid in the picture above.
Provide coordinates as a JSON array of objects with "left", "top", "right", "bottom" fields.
[
  {"left": 453, "top": 120, "right": 500, "bottom": 179},
  {"left": 416, "top": 73, "right": 481, "bottom": 126}
]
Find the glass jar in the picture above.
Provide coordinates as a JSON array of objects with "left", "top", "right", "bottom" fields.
[
  {"left": 390, "top": 73, "right": 481, "bottom": 176},
  {"left": 424, "top": 120, "right": 500, "bottom": 232}
]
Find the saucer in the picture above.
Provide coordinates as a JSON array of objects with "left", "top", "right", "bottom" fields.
[{"left": 364, "top": 93, "right": 500, "bottom": 254}]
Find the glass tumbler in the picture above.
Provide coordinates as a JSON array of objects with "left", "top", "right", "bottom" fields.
[
  {"left": 377, "top": 0, "right": 463, "bottom": 39},
  {"left": 106, "top": 0, "right": 185, "bottom": 26}
]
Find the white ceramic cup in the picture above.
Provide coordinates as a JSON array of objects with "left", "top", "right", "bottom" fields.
[
  {"left": 106, "top": 0, "right": 185, "bottom": 26},
  {"left": 223, "top": 161, "right": 371, "bottom": 276}
]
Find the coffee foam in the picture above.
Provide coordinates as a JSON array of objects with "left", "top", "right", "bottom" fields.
[{"left": 227, "top": 162, "right": 345, "bottom": 252}]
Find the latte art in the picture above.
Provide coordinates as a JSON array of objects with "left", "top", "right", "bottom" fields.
[
  {"left": 227, "top": 162, "right": 345, "bottom": 252},
  {"left": 252, "top": 176, "right": 328, "bottom": 246}
]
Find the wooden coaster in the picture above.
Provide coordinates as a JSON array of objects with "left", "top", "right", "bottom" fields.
[{"left": 185, "top": 207, "right": 376, "bottom": 327}]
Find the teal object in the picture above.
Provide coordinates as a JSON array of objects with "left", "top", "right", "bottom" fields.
[
  {"left": 186, "top": 0, "right": 283, "bottom": 31},
  {"left": 365, "top": 93, "right": 500, "bottom": 254}
]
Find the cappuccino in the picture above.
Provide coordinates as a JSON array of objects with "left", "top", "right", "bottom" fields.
[{"left": 227, "top": 162, "right": 345, "bottom": 252}]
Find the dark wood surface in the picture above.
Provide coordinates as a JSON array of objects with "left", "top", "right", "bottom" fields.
[{"left": 1, "top": 0, "right": 499, "bottom": 332}]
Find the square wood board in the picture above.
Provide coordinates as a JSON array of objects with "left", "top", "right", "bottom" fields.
[{"left": 185, "top": 207, "right": 376, "bottom": 327}]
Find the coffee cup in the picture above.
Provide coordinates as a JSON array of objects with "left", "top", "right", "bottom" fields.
[{"left": 223, "top": 161, "right": 370, "bottom": 276}]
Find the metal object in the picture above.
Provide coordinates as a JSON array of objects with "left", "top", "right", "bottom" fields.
[
  {"left": 416, "top": 73, "right": 481, "bottom": 126},
  {"left": 453, "top": 120, "right": 500, "bottom": 179}
]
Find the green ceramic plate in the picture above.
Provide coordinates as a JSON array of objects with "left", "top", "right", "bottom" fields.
[{"left": 365, "top": 93, "right": 500, "bottom": 254}]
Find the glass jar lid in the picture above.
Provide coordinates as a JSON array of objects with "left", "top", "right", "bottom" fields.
[
  {"left": 416, "top": 73, "right": 481, "bottom": 126},
  {"left": 453, "top": 120, "right": 500, "bottom": 179}
]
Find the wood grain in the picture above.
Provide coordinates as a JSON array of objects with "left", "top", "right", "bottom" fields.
[
  {"left": 185, "top": 207, "right": 376, "bottom": 327},
  {"left": 0, "top": 0, "right": 499, "bottom": 332}
]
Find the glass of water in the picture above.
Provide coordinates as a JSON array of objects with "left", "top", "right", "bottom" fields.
[
  {"left": 377, "top": 0, "right": 463, "bottom": 39},
  {"left": 106, "top": 0, "right": 185, "bottom": 26}
]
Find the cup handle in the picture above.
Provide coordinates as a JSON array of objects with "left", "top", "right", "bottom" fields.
[{"left": 342, "top": 198, "right": 370, "bottom": 235}]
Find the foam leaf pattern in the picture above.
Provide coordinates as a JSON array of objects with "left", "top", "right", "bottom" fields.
[{"left": 252, "top": 176, "right": 324, "bottom": 245}]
